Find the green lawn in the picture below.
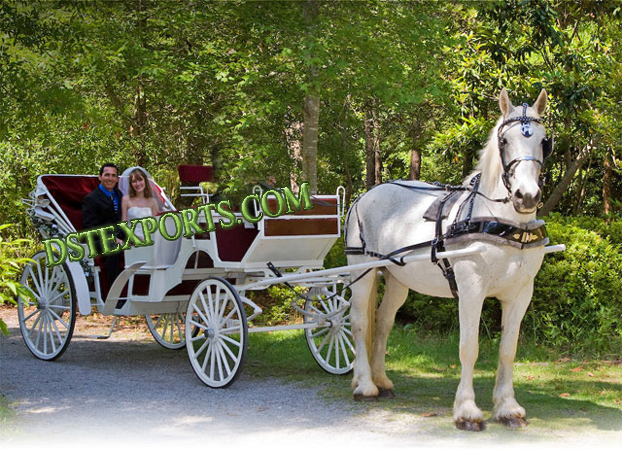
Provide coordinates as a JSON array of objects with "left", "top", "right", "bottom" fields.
[{"left": 245, "top": 328, "right": 622, "bottom": 438}]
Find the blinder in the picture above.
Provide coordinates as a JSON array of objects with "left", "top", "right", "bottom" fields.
[{"left": 542, "top": 135, "right": 554, "bottom": 160}]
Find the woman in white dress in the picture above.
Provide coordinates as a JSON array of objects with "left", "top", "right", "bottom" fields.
[{"left": 121, "top": 168, "right": 159, "bottom": 238}]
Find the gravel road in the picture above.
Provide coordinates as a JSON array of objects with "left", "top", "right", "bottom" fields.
[{"left": 0, "top": 308, "right": 618, "bottom": 450}]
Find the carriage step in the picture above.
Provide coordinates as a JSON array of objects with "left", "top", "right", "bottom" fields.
[{"left": 102, "top": 262, "right": 145, "bottom": 316}]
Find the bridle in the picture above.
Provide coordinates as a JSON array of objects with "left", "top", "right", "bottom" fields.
[{"left": 497, "top": 103, "right": 554, "bottom": 192}]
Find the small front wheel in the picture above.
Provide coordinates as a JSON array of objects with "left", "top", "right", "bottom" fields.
[
  {"left": 304, "top": 284, "right": 354, "bottom": 375},
  {"left": 185, "top": 277, "right": 248, "bottom": 388},
  {"left": 18, "top": 251, "right": 77, "bottom": 361}
]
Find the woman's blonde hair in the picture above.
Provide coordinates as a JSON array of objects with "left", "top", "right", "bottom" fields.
[{"left": 128, "top": 168, "right": 153, "bottom": 198}]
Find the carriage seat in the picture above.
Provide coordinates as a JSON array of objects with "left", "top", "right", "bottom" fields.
[{"left": 40, "top": 175, "right": 100, "bottom": 231}]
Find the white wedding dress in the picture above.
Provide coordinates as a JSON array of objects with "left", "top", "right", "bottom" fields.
[
  {"left": 124, "top": 206, "right": 180, "bottom": 268},
  {"left": 127, "top": 206, "right": 153, "bottom": 239}
]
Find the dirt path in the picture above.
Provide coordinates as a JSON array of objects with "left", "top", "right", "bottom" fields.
[{"left": 1, "top": 307, "right": 619, "bottom": 450}]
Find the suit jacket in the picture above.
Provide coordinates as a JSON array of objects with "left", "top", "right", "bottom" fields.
[{"left": 82, "top": 186, "right": 123, "bottom": 238}]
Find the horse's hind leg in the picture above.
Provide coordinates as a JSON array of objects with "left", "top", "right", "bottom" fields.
[
  {"left": 371, "top": 270, "right": 409, "bottom": 397},
  {"left": 493, "top": 284, "right": 533, "bottom": 427},
  {"left": 350, "top": 268, "right": 380, "bottom": 401}
]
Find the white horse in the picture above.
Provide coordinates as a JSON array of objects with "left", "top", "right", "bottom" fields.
[{"left": 345, "top": 89, "right": 551, "bottom": 431}]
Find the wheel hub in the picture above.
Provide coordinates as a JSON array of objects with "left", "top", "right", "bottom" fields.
[{"left": 204, "top": 328, "right": 215, "bottom": 340}]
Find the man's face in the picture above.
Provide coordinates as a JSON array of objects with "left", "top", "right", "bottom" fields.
[{"left": 99, "top": 166, "right": 119, "bottom": 191}]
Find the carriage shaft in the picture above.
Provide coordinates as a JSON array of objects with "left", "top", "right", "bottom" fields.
[{"left": 249, "top": 244, "right": 488, "bottom": 289}]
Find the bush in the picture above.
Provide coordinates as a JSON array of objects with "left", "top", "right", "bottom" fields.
[
  {"left": 397, "top": 215, "right": 622, "bottom": 356},
  {"left": 528, "top": 216, "right": 622, "bottom": 355},
  {"left": 0, "top": 224, "right": 34, "bottom": 334}
]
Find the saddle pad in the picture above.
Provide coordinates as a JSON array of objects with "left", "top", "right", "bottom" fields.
[{"left": 423, "top": 191, "right": 462, "bottom": 221}]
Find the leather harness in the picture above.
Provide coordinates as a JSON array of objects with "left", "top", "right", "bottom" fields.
[{"left": 344, "top": 105, "right": 553, "bottom": 299}]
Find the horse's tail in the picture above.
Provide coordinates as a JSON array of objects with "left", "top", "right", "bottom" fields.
[{"left": 344, "top": 196, "right": 365, "bottom": 254}]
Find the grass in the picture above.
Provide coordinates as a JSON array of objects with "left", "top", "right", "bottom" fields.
[
  {"left": 0, "top": 394, "right": 18, "bottom": 437},
  {"left": 244, "top": 327, "right": 622, "bottom": 439}
]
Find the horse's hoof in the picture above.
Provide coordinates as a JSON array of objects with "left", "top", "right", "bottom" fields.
[
  {"left": 498, "top": 416, "right": 528, "bottom": 428},
  {"left": 455, "top": 420, "right": 485, "bottom": 431},
  {"left": 377, "top": 388, "right": 395, "bottom": 399},
  {"left": 353, "top": 393, "right": 378, "bottom": 402}
]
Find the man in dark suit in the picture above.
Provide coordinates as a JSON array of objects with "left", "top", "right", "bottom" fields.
[{"left": 82, "top": 163, "right": 123, "bottom": 287}]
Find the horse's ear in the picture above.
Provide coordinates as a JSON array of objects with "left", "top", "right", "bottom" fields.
[
  {"left": 533, "top": 88, "right": 547, "bottom": 115},
  {"left": 499, "top": 88, "right": 512, "bottom": 116}
]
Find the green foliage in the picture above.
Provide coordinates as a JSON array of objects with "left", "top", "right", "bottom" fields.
[
  {"left": 398, "top": 216, "right": 622, "bottom": 356},
  {"left": 0, "top": 224, "right": 33, "bottom": 335},
  {"left": 529, "top": 216, "right": 622, "bottom": 355}
]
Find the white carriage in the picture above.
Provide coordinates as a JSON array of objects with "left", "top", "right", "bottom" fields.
[{"left": 17, "top": 165, "right": 354, "bottom": 387}]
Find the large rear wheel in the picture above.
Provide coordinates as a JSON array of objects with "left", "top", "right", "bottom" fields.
[
  {"left": 185, "top": 277, "right": 248, "bottom": 388},
  {"left": 18, "top": 251, "right": 77, "bottom": 361}
]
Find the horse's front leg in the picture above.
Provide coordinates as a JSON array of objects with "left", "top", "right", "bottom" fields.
[
  {"left": 370, "top": 271, "right": 409, "bottom": 398},
  {"left": 493, "top": 283, "right": 534, "bottom": 427},
  {"left": 454, "top": 289, "right": 486, "bottom": 431}
]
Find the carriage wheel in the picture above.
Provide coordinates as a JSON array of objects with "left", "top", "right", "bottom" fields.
[
  {"left": 304, "top": 283, "right": 354, "bottom": 375},
  {"left": 145, "top": 312, "right": 186, "bottom": 350},
  {"left": 17, "top": 251, "right": 77, "bottom": 361},
  {"left": 185, "top": 277, "right": 248, "bottom": 388}
]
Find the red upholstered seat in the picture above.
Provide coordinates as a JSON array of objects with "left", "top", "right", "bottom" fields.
[
  {"left": 40, "top": 175, "right": 100, "bottom": 231},
  {"left": 178, "top": 165, "right": 215, "bottom": 183}
]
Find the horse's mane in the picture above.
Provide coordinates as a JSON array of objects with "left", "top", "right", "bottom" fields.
[{"left": 470, "top": 116, "right": 505, "bottom": 193}]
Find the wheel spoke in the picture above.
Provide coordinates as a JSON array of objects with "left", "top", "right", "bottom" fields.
[
  {"left": 26, "top": 311, "right": 43, "bottom": 339},
  {"left": 338, "top": 333, "right": 350, "bottom": 367},
  {"left": 24, "top": 308, "right": 41, "bottom": 322},
  {"left": 220, "top": 338, "right": 238, "bottom": 361},
  {"left": 215, "top": 342, "right": 224, "bottom": 381},
  {"left": 201, "top": 341, "right": 213, "bottom": 373},
  {"left": 220, "top": 304, "right": 237, "bottom": 324},
  {"left": 206, "top": 288, "right": 216, "bottom": 323},
  {"left": 192, "top": 302, "right": 211, "bottom": 327},
  {"left": 327, "top": 334, "right": 336, "bottom": 367},
  {"left": 27, "top": 266, "right": 43, "bottom": 297},
  {"left": 217, "top": 342, "right": 231, "bottom": 378},
  {"left": 310, "top": 327, "right": 329, "bottom": 339},
  {"left": 50, "top": 317, "right": 63, "bottom": 350},
  {"left": 188, "top": 319, "right": 208, "bottom": 331},
  {"left": 195, "top": 337, "right": 210, "bottom": 358},
  {"left": 48, "top": 308, "right": 69, "bottom": 330},
  {"left": 154, "top": 314, "right": 164, "bottom": 329},
  {"left": 341, "top": 331, "right": 355, "bottom": 352},
  {"left": 209, "top": 341, "right": 216, "bottom": 380},
  {"left": 220, "top": 334, "right": 241, "bottom": 348},
  {"left": 316, "top": 329, "right": 331, "bottom": 353}
]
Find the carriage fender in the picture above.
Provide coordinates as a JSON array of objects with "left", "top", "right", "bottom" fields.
[{"left": 65, "top": 260, "right": 92, "bottom": 315}]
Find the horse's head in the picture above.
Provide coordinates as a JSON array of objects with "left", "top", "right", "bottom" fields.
[{"left": 497, "top": 88, "right": 552, "bottom": 214}]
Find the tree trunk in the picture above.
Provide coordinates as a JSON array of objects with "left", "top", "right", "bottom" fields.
[
  {"left": 302, "top": 94, "right": 319, "bottom": 193},
  {"left": 373, "top": 113, "right": 381, "bottom": 186},
  {"left": 364, "top": 106, "right": 381, "bottom": 189},
  {"left": 286, "top": 121, "right": 303, "bottom": 193},
  {"left": 409, "top": 148, "right": 421, "bottom": 180},
  {"left": 603, "top": 148, "right": 614, "bottom": 216},
  {"left": 540, "top": 146, "right": 590, "bottom": 216},
  {"left": 132, "top": 79, "right": 147, "bottom": 167},
  {"left": 365, "top": 109, "right": 375, "bottom": 190},
  {"left": 302, "top": 0, "right": 319, "bottom": 193}
]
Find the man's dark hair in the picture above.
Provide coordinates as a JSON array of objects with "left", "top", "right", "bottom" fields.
[{"left": 99, "top": 163, "right": 119, "bottom": 176}]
